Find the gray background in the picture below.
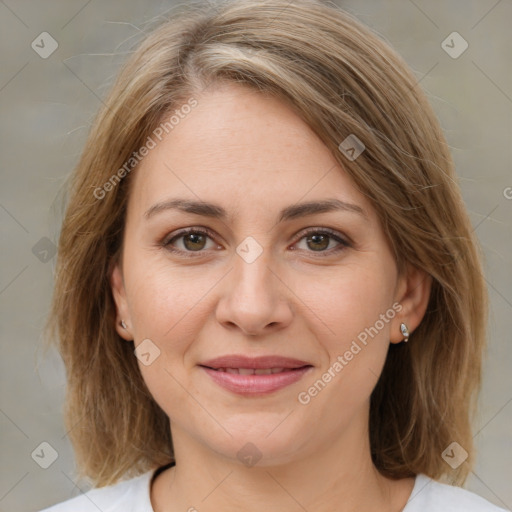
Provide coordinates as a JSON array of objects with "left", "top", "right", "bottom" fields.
[{"left": 1, "top": 1, "right": 510, "bottom": 511}]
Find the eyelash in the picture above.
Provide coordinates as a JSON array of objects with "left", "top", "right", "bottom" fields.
[{"left": 160, "top": 226, "right": 351, "bottom": 258}]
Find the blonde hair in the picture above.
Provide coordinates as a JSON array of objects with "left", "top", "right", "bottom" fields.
[{"left": 46, "top": 0, "right": 488, "bottom": 488}]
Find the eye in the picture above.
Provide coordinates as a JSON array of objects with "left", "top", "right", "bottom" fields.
[
  {"left": 161, "top": 226, "right": 351, "bottom": 258},
  {"left": 162, "top": 227, "right": 219, "bottom": 256},
  {"left": 293, "top": 228, "right": 350, "bottom": 256}
]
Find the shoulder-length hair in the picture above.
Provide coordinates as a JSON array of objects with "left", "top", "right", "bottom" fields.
[{"left": 46, "top": 0, "right": 487, "bottom": 487}]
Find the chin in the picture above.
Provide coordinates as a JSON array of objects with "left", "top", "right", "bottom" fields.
[{"left": 196, "top": 419, "right": 309, "bottom": 468}]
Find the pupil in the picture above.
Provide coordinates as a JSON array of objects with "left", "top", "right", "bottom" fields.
[
  {"left": 308, "top": 234, "right": 328, "bottom": 251},
  {"left": 185, "top": 233, "right": 205, "bottom": 251}
]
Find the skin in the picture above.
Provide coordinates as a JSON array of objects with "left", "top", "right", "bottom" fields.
[{"left": 111, "top": 82, "right": 432, "bottom": 512}]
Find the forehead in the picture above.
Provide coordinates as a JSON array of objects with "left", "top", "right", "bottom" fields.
[{"left": 128, "top": 82, "right": 373, "bottom": 220}]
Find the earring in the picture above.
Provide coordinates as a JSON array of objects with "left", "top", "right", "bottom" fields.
[
  {"left": 120, "top": 320, "right": 128, "bottom": 329},
  {"left": 400, "top": 323, "right": 409, "bottom": 342}
]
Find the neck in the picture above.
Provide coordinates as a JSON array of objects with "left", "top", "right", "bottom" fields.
[{"left": 151, "top": 414, "right": 415, "bottom": 512}]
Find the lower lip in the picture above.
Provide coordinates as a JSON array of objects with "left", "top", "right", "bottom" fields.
[{"left": 200, "top": 366, "right": 312, "bottom": 395}]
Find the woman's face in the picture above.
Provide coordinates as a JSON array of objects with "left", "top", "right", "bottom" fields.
[{"left": 111, "top": 82, "right": 427, "bottom": 466}]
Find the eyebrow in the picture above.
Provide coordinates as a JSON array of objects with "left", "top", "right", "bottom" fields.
[{"left": 144, "top": 197, "right": 368, "bottom": 223}]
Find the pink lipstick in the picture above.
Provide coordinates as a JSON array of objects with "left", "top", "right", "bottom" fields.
[{"left": 199, "top": 355, "right": 313, "bottom": 395}]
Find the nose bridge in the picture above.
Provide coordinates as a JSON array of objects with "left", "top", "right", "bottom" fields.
[
  {"left": 233, "top": 249, "right": 277, "bottom": 302},
  {"left": 216, "top": 238, "right": 293, "bottom": 335},
  {"left": 232, "top": 241, "right": 277, "bottom": 307}
]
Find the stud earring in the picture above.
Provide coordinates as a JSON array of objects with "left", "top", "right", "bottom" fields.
[
  {"left": 400, "top": 323, "right": 409, "bottom": 342},
  {"left": 120, "top": 320, "right": 128, "bottom": 329}
]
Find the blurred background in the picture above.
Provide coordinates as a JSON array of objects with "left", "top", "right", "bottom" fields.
[{"left": 0, "top": 1, "right": 510, "bottom": 511}]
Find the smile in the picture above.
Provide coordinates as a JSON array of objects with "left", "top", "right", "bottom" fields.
[
  {"left": 213, "top": 367, "right": 294, "bottom": 374},
  {"left": 199, "top": 365, "right": 313, "bottom": 395}
]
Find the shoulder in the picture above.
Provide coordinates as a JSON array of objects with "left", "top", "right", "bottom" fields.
[
  {"left": 37, "top": 470, "right": 154, "bottom": 512},
  {"left": 405, "top": 473, "right": 508, "bottom": 512}
]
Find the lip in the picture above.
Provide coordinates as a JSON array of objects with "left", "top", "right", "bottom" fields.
[
  {"left": 200, "top": 355, "right": 312, "bottom": 370},
  {"left": 198, "top": 354, "right": 313, "bottom": 395}
]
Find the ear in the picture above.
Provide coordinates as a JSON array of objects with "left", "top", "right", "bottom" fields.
[
  {"left": 110, "top": 261, "right": 133, "bottom": 341},
  {"left": 390, "top": 264, "right": 432, "bottom": 344}
]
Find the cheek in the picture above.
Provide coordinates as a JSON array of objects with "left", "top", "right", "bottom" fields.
[
  {"left": 304, "top": 261, "right": 395, "bottom": 348},
  {"left": 122, "top": 256, "right": 221, "bottom": 400},
  {"left": 301, "top": 261, "right": 396, "bottom": 404},
  {"left": 124, "top": 252, "right": 210, "bottom": 340},
  {"left": 124, "top": 259, "right": 209, "bottom": 418}
]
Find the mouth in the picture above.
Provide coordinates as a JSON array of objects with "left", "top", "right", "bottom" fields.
[
  {"left": 203, "top": 367, "right": 304, "bottom": 375},
  {"left": 198, "top": 355, "right": 313, "bottom": 395}
]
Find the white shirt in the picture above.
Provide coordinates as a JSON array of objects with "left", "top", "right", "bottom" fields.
[{"left": 38, "top": 469, "right": 509, "bottom": 512}]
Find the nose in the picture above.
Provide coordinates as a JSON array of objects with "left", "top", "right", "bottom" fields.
[{"left": 215, "top": 248, "right": 294, "bottom": 337}]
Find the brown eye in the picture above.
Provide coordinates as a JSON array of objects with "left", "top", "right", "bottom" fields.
[
  {"left": 306, "top": 233, "right": 330, "bottom": 251},
  {"left": 294, "top": 228, "right": 350, "bottom": 256},
  {"left": 163, "top": 228, "right": 218, "bottom": 255},
  {"left": 182, "top": 232, "right": 207, "bottom": 251}
]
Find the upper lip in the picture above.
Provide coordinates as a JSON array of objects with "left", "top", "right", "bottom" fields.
[{"left": 199, "top": 355, "right": 312, "bottom": 370}]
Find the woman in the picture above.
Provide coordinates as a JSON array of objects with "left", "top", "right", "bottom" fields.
[{"left": 40, "top": 0, "right": 507, "bottom": 511}]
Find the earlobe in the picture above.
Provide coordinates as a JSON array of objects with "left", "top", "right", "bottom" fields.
[
  {"left": 391, "top": 265, "right": 432, "bottom": 344},
  {"left": 110, "top": 263, "right": 133, "bottom": 341}
]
